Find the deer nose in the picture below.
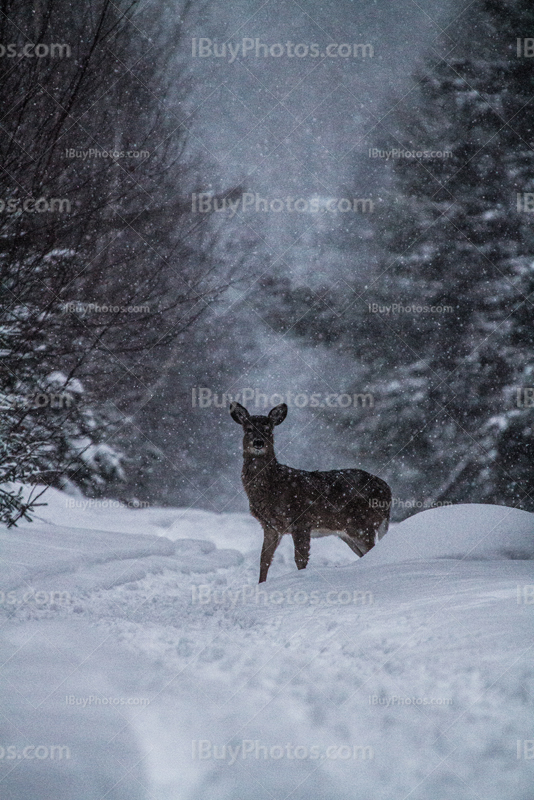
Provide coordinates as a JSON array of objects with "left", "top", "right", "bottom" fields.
[{"left": 253, "top": 439, "right": 265, "bottom": 448}]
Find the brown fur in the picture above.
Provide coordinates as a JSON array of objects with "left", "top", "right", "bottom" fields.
[{"left": 230, "top": 402, "right": 391, "bottom": 582}]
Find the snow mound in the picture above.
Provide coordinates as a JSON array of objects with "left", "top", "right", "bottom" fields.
[
  {"left": 1, "top": 489, "right": 533, "bottom": 800},
  {"left": 0, "top": 621, "right": 152, "bottom": 800},
  {"left": 365, "top": 503, "right": 534, "bottom": 566},
  {"left": 13, "top": 483, "right": 362, "bottom": 565},
  {"left": 0, "top": 522, "right": 243, "bottom": 595},
  {"left": 13, "top": 484, "right": 260, "bottom": 552}
]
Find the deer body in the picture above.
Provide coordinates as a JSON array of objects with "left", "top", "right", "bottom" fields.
[{"left": 231, "top": 402, "right": 391, "bottom": 582}]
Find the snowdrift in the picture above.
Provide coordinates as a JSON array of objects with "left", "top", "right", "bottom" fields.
[
  {"left": 0, "top": 487, "right": 533, "bottom": 800},
  {"left": 365, "top": 503, "right": 534, "bottom": 565}
]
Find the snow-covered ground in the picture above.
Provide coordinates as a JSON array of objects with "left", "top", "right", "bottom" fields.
[{"left": 1, "top": 486, "right": 533, "bottom": 800}]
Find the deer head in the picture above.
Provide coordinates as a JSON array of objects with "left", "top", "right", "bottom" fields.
[{"left": 230, "top": 401, "right": 287, "bottom": 457}]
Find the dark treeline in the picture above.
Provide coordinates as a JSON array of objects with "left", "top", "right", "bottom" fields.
[
  {"left": 0, "top": 0, "right": 251, "bottom": 521},
  {"left": 260, "top": 0, "right": 534, "bottom": 517},
  {"left": 1, "top": 0, "right": 532, "bottom": 522}
]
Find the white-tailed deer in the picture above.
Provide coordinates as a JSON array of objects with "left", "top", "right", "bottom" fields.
[{"left": 230, "top": 402, "right": 391, "bottom": 582}]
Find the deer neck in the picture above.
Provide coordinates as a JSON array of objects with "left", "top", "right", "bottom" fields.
[{"left": 242, "top": 450, "right": 279, "bottom": 490}]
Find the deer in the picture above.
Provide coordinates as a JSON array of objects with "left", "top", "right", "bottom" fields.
[{"left": 230, "top": 401, "right": 392, "bottom": 582}]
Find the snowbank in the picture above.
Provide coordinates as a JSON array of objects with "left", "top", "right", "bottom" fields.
[
  {"left": 365, "top": 503, "right": 534, "bottom": 565},
  {"left": 0, "top": 487, "right": 532, "bottom": 800}
]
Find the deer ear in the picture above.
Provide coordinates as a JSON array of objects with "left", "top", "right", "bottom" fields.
[
  {"left": 268, "top": 403, "right": 287, "bottom": 425},
  {"left": 230, "top": 401, "right": 250, "bottom": 425}
]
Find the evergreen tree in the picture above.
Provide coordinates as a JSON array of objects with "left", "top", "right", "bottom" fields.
[
  {"left": 364, "top": 0, "right": 534, "bottom": 510},
  {"left": 264, "top": 0, "right": 534, "bottom": 515}
]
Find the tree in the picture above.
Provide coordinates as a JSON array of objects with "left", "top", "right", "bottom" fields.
[
  {"left": 0, "top": 0, "right": 236, "bottom": 522},
  {"left": 261, "top": 0, "right": 534, "bottom": 516}
]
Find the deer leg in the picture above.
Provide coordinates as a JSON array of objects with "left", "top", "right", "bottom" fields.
[
  {"left": 341, "top": 521, "right": 377, "bottom": 557},
  {"left": 259, "top": 527, "right": 282, "bottom": 583},
  {"left": 291, "top": 528, "right": 311, "bottom": 571},
  {"left": 376, "top": 516, "right": 389, "bottom": 542},
  {"left": 339, "top": 533, "right": 365, "bottom": 557}
]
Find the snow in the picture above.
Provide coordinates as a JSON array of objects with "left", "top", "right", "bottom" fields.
[
  {"left": 0, "top": 486, "right": 533, "bottom": 800},
  {"left": 364, "top": 503, "right": 534, "bottom": 564}
]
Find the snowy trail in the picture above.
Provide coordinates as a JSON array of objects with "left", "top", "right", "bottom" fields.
[{"left": 0, "top": 487, "right": 533, "bottom": 800}]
